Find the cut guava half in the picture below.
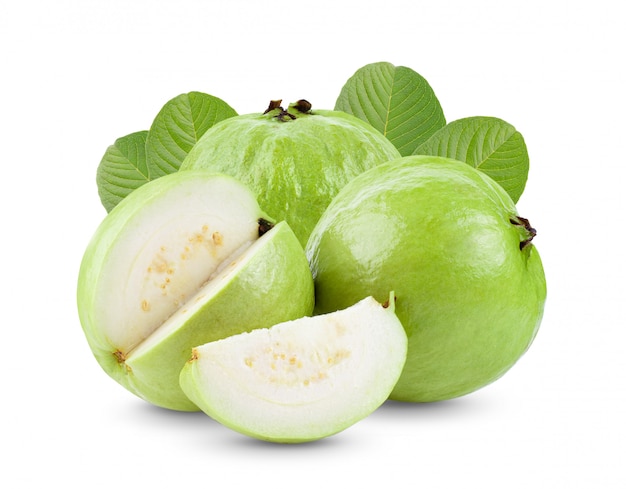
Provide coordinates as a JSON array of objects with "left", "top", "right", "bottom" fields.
[
  {"left": 179, "top": 293, "right": 407, "bottom": 443},
  {"left": 77, "top": 171, "right": 314, "bottom": 411}
]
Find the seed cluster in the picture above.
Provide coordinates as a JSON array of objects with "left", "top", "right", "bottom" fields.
[
  {"left": 244, "top": 342, "right": 352, "bottom": 387},
  {"left": 140, "top": 223, "right": 225, "bottom": 313}
]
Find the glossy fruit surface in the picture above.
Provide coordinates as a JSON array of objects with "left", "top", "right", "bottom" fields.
[
  {"left": 180, "top": 100, "right": 401, "bottom": 245},
  {"left": 180, "top": 294, "right": 407, "bottom": 443},
  {"left": 306, "top": 155, "right": 546, "bottom": 402},
  {"left": 77, "top": 171, "right": 314, "bottom": 410}
]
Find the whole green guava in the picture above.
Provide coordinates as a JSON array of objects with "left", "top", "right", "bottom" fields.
[
  {"left": 306, "top": 155, "right": 547, "bottom": 402},
  {"left": 179, "top": 100, "right": 401, "bottom": 245}
]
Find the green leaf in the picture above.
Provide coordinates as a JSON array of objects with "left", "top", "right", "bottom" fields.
[
  {"left": 414, "top": 116, "right": 529, "bottom": 202},
  {"left": 335, "top": 61, "right": 446, "bottom": 156},
  {"left": 146, "top": 91, "right": 237, "bottom": 177},
  {"left": 96, "top": 131, "right": 149, "bottom": 213}
]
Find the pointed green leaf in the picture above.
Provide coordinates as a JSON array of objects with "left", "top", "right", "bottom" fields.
[
  {"left": 335, "top": 62, "right": 446, "bottom": 156},
  {"left": 96, "top": 131, "right": 149, "bottom": 213},
  {"left": 146, "top": 92, "right": 237, "bottom": 177},
  {"left": 414, "top": 116, "right": 529, "bottom": 202}
]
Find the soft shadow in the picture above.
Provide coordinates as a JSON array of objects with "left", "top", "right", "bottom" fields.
[
  {"left": 372, "top": 393, "right": 494, "bottom": 420},
  {"left": 119, "top": 394, "right": 496, "bottom": 450},
  {"left": 221, "top": 431, "right": 351, "bottom": 452},
  {"left": 122, "top": 399, "right": 216, "bottom": 427},
  {"left": 123, "top": 399, "right": 358, "bottom": 451}
]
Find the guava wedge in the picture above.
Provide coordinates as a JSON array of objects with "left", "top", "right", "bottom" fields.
[
  {"left": 179, "top": 294, "right": 407, "bottom": 443},
  {"left": 77, "top": 171, "right": 314, "bottom": 411}
]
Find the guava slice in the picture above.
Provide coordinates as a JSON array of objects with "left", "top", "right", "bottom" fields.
[
  {"left": 77, "top": 171, "right": 314, "bottom": 411},
  {"left": 179, "top": 294, "right": 407, "bottom": 443}
]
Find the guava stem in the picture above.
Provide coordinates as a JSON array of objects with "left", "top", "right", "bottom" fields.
[{"left": 510, "top": 216, "right": 537, "bottom": 250}]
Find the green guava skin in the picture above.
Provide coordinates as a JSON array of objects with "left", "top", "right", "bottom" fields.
[
  {"left": 179, "top": 103, "right": 401, "bottom": 246},
  {"left": 77, "top": 172, "right": 314, "bottom": 411},
  {"left": 306, "top": 155, "right": 547, "bottom": 402}
]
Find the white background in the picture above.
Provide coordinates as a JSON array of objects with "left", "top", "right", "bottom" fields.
[{"left": 2, "top": 0, "right": 624, "bottom": 487}]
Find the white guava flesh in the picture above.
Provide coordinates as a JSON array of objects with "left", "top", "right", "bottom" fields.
[
  {"left": 179, "top": 294, "right": 408, "bottom": 443},
  {"left": 77, "top": 171, "right": 314, "bottom": 411}
]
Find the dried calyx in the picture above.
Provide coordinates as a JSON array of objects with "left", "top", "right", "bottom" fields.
[
  {"left": 258, "top": 218, "right": 274, "bottom": 236},
  {"left": 510, "top": 216, "right": 537, "bottom": 250},
  {"left": 263, "top": 99, "right": 313, "bottom": 121}
]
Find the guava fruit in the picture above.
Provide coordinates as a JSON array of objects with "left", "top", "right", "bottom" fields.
[
  {"left": 179, "top": 294, "right": 407, "bottom": 443},
  {"left": 77, "top": 171, "right": 314, "bottom": 411},
  {"left": 179, "top": 100, "right": 401, "bottom": 245},
  {"left": 306, "top": 155, "right": 546, "bottom": 402}
]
